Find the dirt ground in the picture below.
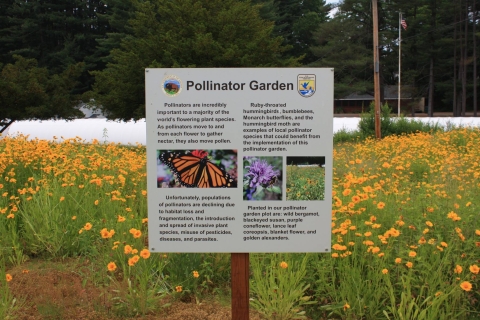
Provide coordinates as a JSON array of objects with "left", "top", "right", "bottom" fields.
[{"left": 5, "top": 259, "right": 264, "bottom": 320}]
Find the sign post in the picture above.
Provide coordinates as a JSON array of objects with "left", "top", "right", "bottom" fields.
[
  {"left": 231, "top": 253, "right": 249, "bottom": 319},
  {"left": 145, "top": 68, "right": 333, "bottom": 318}
]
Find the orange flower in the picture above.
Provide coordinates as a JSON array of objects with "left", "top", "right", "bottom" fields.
[
  {"left": 377, "top": 202, "right": 385, "bottom": 209},
  {"left": 140, "top": 249, "right": 150, "bottom": 259},
  {"left": 128, "top": 255, "right": 140, "bottom": 266},
  {"left": 460, "top": 281, "right": 472, "bottom": 291},
  {"left": 409, "top": 251, "right": 417, "bottom": 258},
  {"left": 117, "top": 215, "right": 126, "bottom": 222},
  {"left": 343, "top": 303, "right": 350, "bottom": 310},
  {"left": 107, "top": 262, "right": 117, "bottom": 272},
  {"left": 279, "top": 261, "right": 288, "bottom": 269},
  {"left": 175, "top": 286, "right": 183, "bottom": 293},
  {"left": 192, "top": 271, "right": 199, "bottom": 278},
  {"left": 395, "top": 258, "right": 402, "bottom": 264},
  {"left": 124, "top": 245, "right": 133, "bottom": 255},
  {"left": 6, "top": 274, "right": 12, "bottom": 282},
  {"left": 100, "top": 228, "right": 114, "bottom": 239},
  {"left": 454, "top": 265, "right": 463, "bottom": 274},
  {"left": 405, "top": 262, "right": 413, "bottom": 268},
  {"left": 84, "top": 222, "right": 92, "bottom": 231},
  {"left": 132, "top": 229, "right": 142, "bottom": 238},
  {"left": 425, "top": 221, "right": 433, "bottom": 227},
  {"left": 382, "top": 269, "right": 388, "bottom": 274},
  {"left": 469, "top": 265, "right": 479, "bottom": 274}
]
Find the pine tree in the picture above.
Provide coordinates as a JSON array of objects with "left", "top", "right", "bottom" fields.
[
  {"left": 310, "top": 0, "right": 373, "bottom": 98},
  {"left": 256, "top": 0, "right": 331, "bottom": 64},
  {"left": 90, "top": 0, "right": 301, "bottom": 121},
  {"left": 0, "top": 56, "right": 84, "bottom": 130}
]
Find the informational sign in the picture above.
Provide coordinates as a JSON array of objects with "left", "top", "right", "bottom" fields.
[{"left": 146, "top": 68, "right": 333, "bottom": 253}]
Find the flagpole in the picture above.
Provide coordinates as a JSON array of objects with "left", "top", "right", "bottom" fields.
[{"left": 398, "top": 12, "right": 402, "bottom": 117}]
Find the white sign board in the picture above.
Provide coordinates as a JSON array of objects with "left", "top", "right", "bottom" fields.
[{"left": 146, "top": 68, "right": 332, "bottom": 252}]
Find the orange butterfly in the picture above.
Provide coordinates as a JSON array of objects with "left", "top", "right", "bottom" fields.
[{"left": 160, "top": 150, "right": 236, "bottom": 188}]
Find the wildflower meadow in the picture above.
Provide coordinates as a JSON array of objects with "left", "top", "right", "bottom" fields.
[{"left": 1, "top": 127, "right": 480, "bottom": 319}]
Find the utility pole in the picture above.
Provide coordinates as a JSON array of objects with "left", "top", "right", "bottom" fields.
[
  {"left": 373, "top": 0, "right": 381, "bottom": 139},
  {"left": 398, "top": 12, "right": 402, "bottom": 117}
]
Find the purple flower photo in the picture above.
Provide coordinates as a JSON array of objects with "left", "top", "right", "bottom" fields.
[{"left": 243, "top": 156, "right": 282, "bottom": 201}]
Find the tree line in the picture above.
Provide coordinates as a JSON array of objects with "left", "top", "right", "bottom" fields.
[{"left": 0, "top": 0, "right": 478, "bottom": 128}]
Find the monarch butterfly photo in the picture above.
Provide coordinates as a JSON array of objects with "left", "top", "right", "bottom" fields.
[{"left": 157, "top": 149, "right": 237, "bottom": 188}]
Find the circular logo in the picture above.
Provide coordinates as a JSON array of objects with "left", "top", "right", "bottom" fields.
[{"left": 162, "top": 75, "right": 182, "bottom": 97}]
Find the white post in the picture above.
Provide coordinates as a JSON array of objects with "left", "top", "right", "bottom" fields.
[{"left": 398, "top": 12, "right": 402, "bottom": 117}]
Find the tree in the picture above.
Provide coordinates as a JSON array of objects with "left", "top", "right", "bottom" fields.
[
  {"left": 255, "top": 0, "right": 331, "bottom": 64},
  {"left": 0, "top": 0, "right": 109, "bottom": 93},
  {"left": 94, "top": 0, "right": 137, "bottom": 67},
  {"left": 91, "top": 0, "right": 301, "bottom": 121},
  {"left": 310, "top": 0, "right": 374, "bottom": 98},
  {"left": 0, "top": 55, "right": 84, "bottom": 132}
]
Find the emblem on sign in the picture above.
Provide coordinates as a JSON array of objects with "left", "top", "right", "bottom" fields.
[
  {"left": 298, "top": 74, "right": 315, "bottom": 98},
  {"left": 162, "top": 75, "right": 182, "bottom": 97}
]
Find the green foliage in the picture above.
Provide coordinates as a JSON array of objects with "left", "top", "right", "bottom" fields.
[
  {"left": 250, "top": 253, "right": 315, "bottom": 320},
  {"left": 383, "top": 274, "right": 465, "bottom": 320},
  {"left": 358, "top": 103, "right": 393, "bottom": 138},
  {"left": 356, "top": 103, "right": 443, "bottom": 139},
  {"left": 110, "top": 263, "right": 170, "bottom": 317},
  {"left": 333, "top": 128, "right": 362, "bottom": 144},
  {"left": 90, "top": 0, "right": 301, "bottom": 121},
  {"left": 0, "top": 55, "right": 84, "bottom": 122},
  {"left": 269, "top": 0, "right": 331, "bottom": 64},
  {"left": 310, "top": 0, "right": 373, "bottom": 98},
  {"left": 0, "top": 0, "right": 109, "bottom": 93},
  {"left": 164, "top": 253, "right": 231, "bottom": 301},
  {"left": 0, "top": 258, "right": 19, "bottom": 320},
  {"left": 1, "top": 130, "right": 480, "bottom": 318}
]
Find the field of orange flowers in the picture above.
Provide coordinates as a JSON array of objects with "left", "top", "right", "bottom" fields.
[{"left": 1, "top": 129, "right": 479, "bottom": 319}]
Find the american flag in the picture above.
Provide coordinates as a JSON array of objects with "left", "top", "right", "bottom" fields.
[{"left": 401, "top": 18, "right": 407, "bottom": 30}]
